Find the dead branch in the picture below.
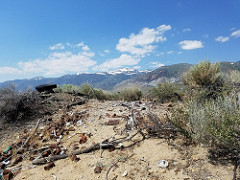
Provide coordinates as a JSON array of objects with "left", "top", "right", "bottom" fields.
[
  {"left": 32, "top": 130, "right": 144, "bottom": 165},
  {"left": 21, "top": 119, "right": 41, "bottom": 149},
  {"left": 32, "top": 154, "right": 69, "bottom": 165}
]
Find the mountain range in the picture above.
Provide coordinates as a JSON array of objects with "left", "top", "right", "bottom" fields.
[{"left": 0, "top": 61, "right": 239, "bottom": 91}]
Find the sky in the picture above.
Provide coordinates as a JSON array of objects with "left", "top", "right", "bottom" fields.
[{"left": 0, "top": 0, "right": 240, "bottom": 82}]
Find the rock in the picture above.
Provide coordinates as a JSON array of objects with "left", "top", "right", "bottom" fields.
[
  {"left": 94, "top": 166, "right": 102, "bottom": 173},
  {"left": 106, "top": 120, "right": 120, "bottom": 126},
  {"left": 79, "top": 135, "right": 87, "bottom": 144}
]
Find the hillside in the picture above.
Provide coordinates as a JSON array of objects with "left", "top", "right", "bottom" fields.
[
  {"left": 1, "top": 61, "right": 240, "bottom": 92},
  {"left": 114, "top": 63, "right": 192, "bottom": 90},
  {"left": 114, "top": 61, "right": 240, "bottom": 90},
  {"left": 0, "top": 68, "right": 144, "bottom": 91}
]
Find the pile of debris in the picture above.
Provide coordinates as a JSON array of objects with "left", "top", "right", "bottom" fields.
[{"left": 0, "top": 99, "right": 177, "bottom": 179}]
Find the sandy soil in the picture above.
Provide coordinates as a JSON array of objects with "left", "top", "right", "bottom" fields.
[{"left": 0, "top": 99, "right": 236, "bottom": 180}]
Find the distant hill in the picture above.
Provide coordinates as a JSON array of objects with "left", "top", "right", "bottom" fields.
[
  {"left": 114, "top": 63, "right": 192, "bottom": 90},
  {"left": 114, "top": 61, "right": 240, "bottom": 90},
  {"left": 1, "top": 61, "right": 240, "bottom": 91},
  {"left": 0, "top": 68, "right": 149, "bottom": 91}
]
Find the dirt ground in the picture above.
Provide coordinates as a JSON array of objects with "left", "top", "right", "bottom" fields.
[{"left": 0, "top": 97, "right": 236, "bottom": 180}]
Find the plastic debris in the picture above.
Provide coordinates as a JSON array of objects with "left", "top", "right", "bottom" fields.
[
  {"left": 3, "top": 146, "right": 11, "bottom": 154},
  {"left": 157, "top": 160, "right": 169, "bottom": 168},
  {"left": 122, "top": 170, "right": 128, "bottom": 177}
]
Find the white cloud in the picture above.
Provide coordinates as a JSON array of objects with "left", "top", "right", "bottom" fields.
[
  {"left": 133, "top": 66, "right": 141, "bottom": 69},
  {"left": 93, "top": 54, "right": 140, "bottom": 72},
  {"left": 182, "top": 28, "right": 191, "bottom": 32},
  {"left": 230, "top": 27, "right": 237, "bottom": 31},
  {"left": 178, "top": 51, "right": 182, "bottom": 54},
  {"left": 178, "top": 40, "right": 204, "bottom": 50},
  {"left": 167, "top": 50, "right": 173, "bottom": 54},
  {"left": 116, "top": 24, "right": 171, "bottom": 56},
  {"left": 76, "top": 42, "right": 90, "bottom": 51},
  {"left": 157, "top": 25, "right": 172, "bottom": 32},
  {"left": 49, "top": 43, "right": 65, "bottom": 50},
  {"left": 82, "top": 45, "right": 90, "bottom": 51},
  {"left": 215, "top": 36, "right": 230, "bottom": 43},
  {"left": 150, "top": 61, "right": 164, "bottom": 68},
  {"left": 0, "top": 67, "right": 22, "bottom": 75},
  {"left": 18, "top": 51, "right": 96, "bottom": 76},
  {"left": 104, "top": 50, "right": 110, "bottom": 53},
  {"left": 231, "top": 30, "right": 240, "bottom": 38},
  {"left": 76, "top": 42, "right": 85, "bottom": 47},
  {"left": 156, "top": 52, "right": 164, "bottom": 56}
]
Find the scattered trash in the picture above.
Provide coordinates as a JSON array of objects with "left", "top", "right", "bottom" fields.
[
  {"left": 106, "top": 120, "right": 120, "bottom": 126},
  {"left": 77, "top": 120, "right": 83, "bottom": 126},
  {"left": 122, "top": 170, "right": 128, "bottom": 177},
  {"left": 157, "top": 160, "right": 169, "bottom": 168},
  {"left": 44, "top": 162, "right": 55, "bottom": 170},
  {"left": 79, "top": 135, "right": 87, "bottom": 144},
  {"left": 94, "top": 166, "right": 102, "bottom": 173},
  {"left": 3, "top": 146, "right": 11, "bottom": 154}
]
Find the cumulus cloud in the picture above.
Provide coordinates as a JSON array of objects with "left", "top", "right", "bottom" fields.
[
  {"left": 0, "top": 67, "right": 22, "bottom": 75},
  {"left": 49, "top": 43, "right": 65, "bottom": 50},
  {"left": 18, "top": 51, "right": 96, "bottom": 76},
  {"left": 231, "top": 30, "right": 240, "bottom": 38},
  {"left": 178, "top": 40, "right": 204, "bottom": 50},
  {"left": 116, "top": 25, "right": 171, "bottom": 56},
  {"left": 215, "top": 36, "right": 230, "bottom": 43},
  {"left": 150, "top": 61, "right": 164, "bottom": 68},
  {"left": 167, "top": 50, "right": 174, "bottom": 54},
  {"left": 93, "top": 54, "right": 140, "bottom": 72},
  {"left": 82, "top": 45, "right": 90, "bottom": 51},
  {"left": 133, "top": 66, "right": 141, "bottom": 69},
  {"left": 76, "top": 42, "right": 90, "bottom": 51},
  {"left": 104, "top": 50, "right": 110, "bottom": 53},
  {"left": 76, "top": 42, "right": 84, "bottom": 47},
  {"left": 182, "top": 28, "right": 191, "bottom": 32}
]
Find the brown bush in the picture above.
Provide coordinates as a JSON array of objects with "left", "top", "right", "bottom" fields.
[{"left": 0, "top": 86, "right": 45, "bottom": 123}]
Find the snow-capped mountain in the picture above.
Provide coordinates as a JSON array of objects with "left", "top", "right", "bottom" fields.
[{"left": 107, "top": 67, "right": 139, "bottom": 75}]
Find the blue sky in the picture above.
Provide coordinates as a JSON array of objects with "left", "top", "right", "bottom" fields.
[{"left": 0, "top": 0, "right": 240, "bottom": 82}]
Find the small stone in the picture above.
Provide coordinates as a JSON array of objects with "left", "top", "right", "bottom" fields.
[
  {"left": 79, "top": 135, "right": 87, "bottom": 144},
  {"left": 94, "top": 166, "right": 102, "bottom": 173},
  {"left": 161, "top": 169, "right": 166, "bottom": 173},
  {"left": 148, "top": 169, "right": 154, "bottom": 174}
]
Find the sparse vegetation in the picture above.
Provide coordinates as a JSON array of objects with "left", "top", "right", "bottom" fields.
[
  {"left": 114, "top": 87, "right": 143, "bottom": 101},
  {"left": 0, "top": 86, "right": 44, "bottom": 123},
  {"left": 149, "top": 82, "right": 182, "bottom": 102},
  {"left": 182, "top": 60, "right": 224, "bottom": 100},
  {"left": 171, "top": 60, "right": 240, "bottom": 154}
]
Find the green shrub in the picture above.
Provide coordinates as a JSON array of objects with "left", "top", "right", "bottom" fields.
[
  {"left": 182, "top": 60, "right": 220, "bottom": 88},
  {"left": 54, "top": 84, "right": 82, "bottom": 94},
  {"left": 182, "top": 60, "right": 224, "bottom": 100},
  {"left": 115, "top": 87, "right": 142, "bottom": 101},
  {"left": 171, "top": 94, "right": 240, "bottom": 150},
  {"left": 149, "top": 82, "right": 181, "bottom": 103}
]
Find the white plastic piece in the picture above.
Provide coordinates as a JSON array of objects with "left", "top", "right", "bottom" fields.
[
  {"left": 122, "top": 170, "right": 128, "bottom": 177},
  {"left": 66, "top": 122, "right": 71, "bottom": 127},
  {"left": 157, "top": 160, "right": 169, "bottom": 168},
  {"left": 77, "top": 120, "right": 83, "bottom": 126}
]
